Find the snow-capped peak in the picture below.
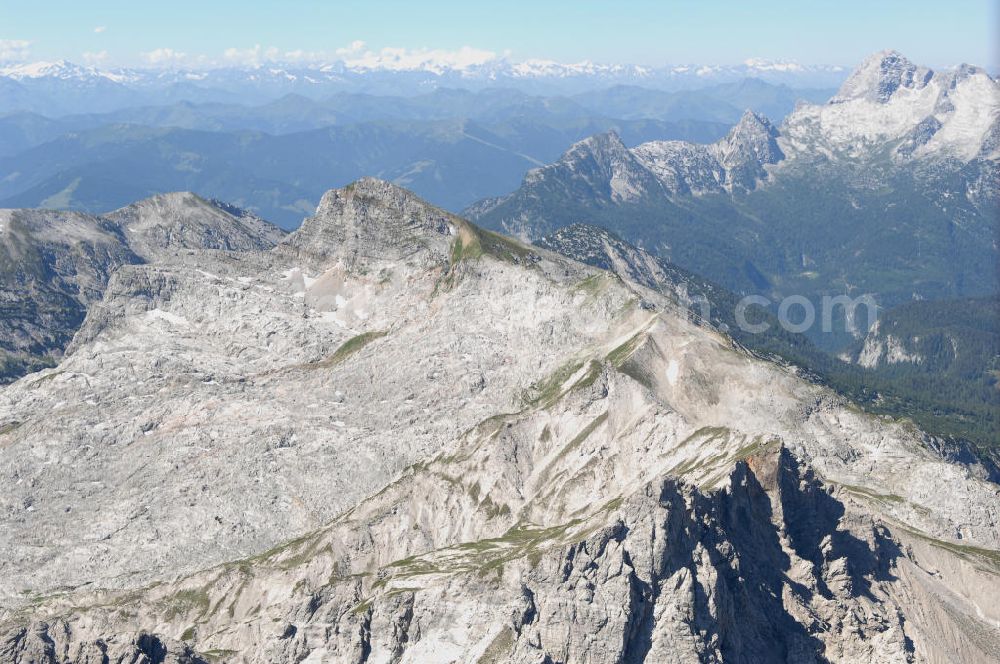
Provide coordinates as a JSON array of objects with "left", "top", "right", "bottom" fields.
[
  {"left": 830, "top": 49, "right": 932, "bottom": 104},
  {"left": 508, "top": 59, "right": 651, "bottom": 79},
  {"left": 0, "top": 53, "right": 855, "bottom": 92},
  {"left": 781, "top": 50, "right": 1000, "bottom": 163},
  {"left": 0, "top": 59, "right": 86, "bottom": 79},
  {"left": 743, "top": 58, "right": 806, "bottom": 73},
  {"left": 341, "top": 46, "right": 499, "bottom": 75},
  {"left": 0, "top": 59, "right": 128, "bottom": 83}
]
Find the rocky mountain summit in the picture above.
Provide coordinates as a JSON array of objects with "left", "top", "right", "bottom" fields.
[
  {"left": 0, "top": 193, "right": 284, "bottom": 384},
  {"left": 473, "top": 110, "right": 784, "bottom": 227},
  {"left": 783, "top": 50, "right": 999, "bottom": 164},
  {"left": 0, "top": 180, "right": 998, "bottom": 662},
  {"left": 105, "top": 193, "right": 285, "bottom": 261},
  {"left": 632, "top": 109, "right": 784, "bottom": 194},
  {"left": 830, "top": 50, "right": 932, "bottom": 104}
]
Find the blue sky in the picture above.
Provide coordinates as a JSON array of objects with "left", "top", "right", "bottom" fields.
[{"left": 0, "top": 0, "right": 994, "bottom": 68}]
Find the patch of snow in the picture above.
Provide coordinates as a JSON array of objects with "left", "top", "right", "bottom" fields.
[
  {"left": 281, "top": 267, "right": 318, "bottom": 291},
  {"left": 666, "top": 359, "right": 680, "bottom": 386},
  {"left": 344, "top": 46, "right": 498, "bottom": 74},
  {"left": 744, "top": 58, "right": 805, "bottom": 73},
  {"left": 145, "top": 309, "right": 190, "bottom": 327}
]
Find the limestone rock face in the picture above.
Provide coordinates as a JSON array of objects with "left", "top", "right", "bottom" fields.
[
  {"left": 1, "top": 622, "right": 208, "bottom": 664},
  {"left": 831, "top": 50, "right": 933, "bottom": 105},
  {"left": 104, "top": 192, "right": 286, "bottom": 260},
  {"left": 283, "top": 177, "right": 457, "bottom": 266},
  {"left": 0, "top": 194, "right": 285, "bottom": 384},
  {"left": 0, "top": 180, "right": 998, "bottom": 663},
  {"left": 0, "top": 209, "right": 138, "bottom": 382},
  {"left": 783, "top": 51, "right": 999, "bottom": 163},
  {"left": 711, "top": 110, "right": 784, "bottom": 189}
]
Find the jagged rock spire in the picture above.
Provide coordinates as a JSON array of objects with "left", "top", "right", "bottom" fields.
[{"left": 711, "top": 109, "right": 784, "bottom": 190}]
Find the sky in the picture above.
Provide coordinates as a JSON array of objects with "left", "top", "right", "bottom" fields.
[{"left": 0, "top": 0, "right": 995, "bottom": 69}]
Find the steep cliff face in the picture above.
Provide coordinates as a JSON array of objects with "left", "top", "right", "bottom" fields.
[
  {"left": 3, "top": 439, "right": 997, "bottom": 662},
  {"left": 0, "top": 181, "right": 998, "bottom": 663},
  {"left": 711, "top": 110, "right": 784, "bottom": 189},
  {"left": 631, "top": 109, "right": 784, "bottom": 196},
  {"left": 786, "top": 50, "right": 998, "bottom": 163}
]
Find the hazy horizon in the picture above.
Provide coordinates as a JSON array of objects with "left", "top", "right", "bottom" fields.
[{"left": 1, "top": 0, "right": 994, "bottom": 70}]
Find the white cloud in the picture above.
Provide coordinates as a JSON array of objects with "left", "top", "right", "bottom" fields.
[
  {"left": 141, "top": 41, "right": 500, "bottom": 72},
  {"left": 221, "top": 42, "right": 359, "bottom": 67},
  {"left": 342, "top": 45, "right": 499, "bottom": 73},
  {"left": 335, "top": 40, "right": 366, "bottom": 57},
  {"left": 82, "top": 50, "right": 109, "bottom": 66},
  {"left": 280, "top": 49, "right": 329, "bottom": 64},
  {"left": 222, "top": 44, "right": 282, "bottom": 67},
  {"left": 141, "top": 47, "right": 189, "bottom": 67},
  {"left": 0, "top": 39, "right": 32, "bottom": 62},
  {"left": 94, "top": 26, "right": 107, "bottom": 34},
  {"left": 222, "top": 43, "right": 353, "bottom": 67}
]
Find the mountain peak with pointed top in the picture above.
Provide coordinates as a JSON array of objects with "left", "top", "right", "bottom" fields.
[
  {"left": 711, "top": 109, "right": 783, "bottom": 188},
  {"left": 781, "top": 50, "right": 999, "bottom": 162},
  {"left": 563, "top": 130, "right": 629, "bottom": 158}
]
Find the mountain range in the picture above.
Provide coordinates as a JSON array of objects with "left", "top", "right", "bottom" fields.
[
  {"left": 535, "top": 223, "right": 999, "bottom": 449},
  {"left": 0, "top": 116, "right": 729, "bottom": 228},
  {"left": 1, "top": 178, "right": 999, "bottom": 663},
  {"left": 0, "top": 57, "right": 849, "bottom": 110},
  {"left": 463, "top": 50, "right": 1000, "bottom": 448},
  {"left": 468, "top": 51, "right": 999, "bottom": 344},
  {"left": 0, "top": 76, "right": 839, "bottom": 227},
  {"left": 0, "top": 79, "right": 831, "bottom": 144}
]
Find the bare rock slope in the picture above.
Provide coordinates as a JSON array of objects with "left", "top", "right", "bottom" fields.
[
  {"left": 0, "top": 179, "right": 998, "bottom": 663},
  {"left": 0, "top": 193, "right": 285, "bottom": 384}
]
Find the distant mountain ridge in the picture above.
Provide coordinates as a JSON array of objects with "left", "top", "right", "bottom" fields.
[
  {"left": 0, "top": 56, "right": 850, "bottom": 106},
  {"left": 0, "top": 69, "right": 839, "bottom": 226},
  {"left": 0, "top": 80, "right": 831, "bottom": 137},
  {"left": 0, "top": 116, "right": 730, "bottom": 228},
  {"left": 468, "top": 50, "right": 999, "bottom": 349}
]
